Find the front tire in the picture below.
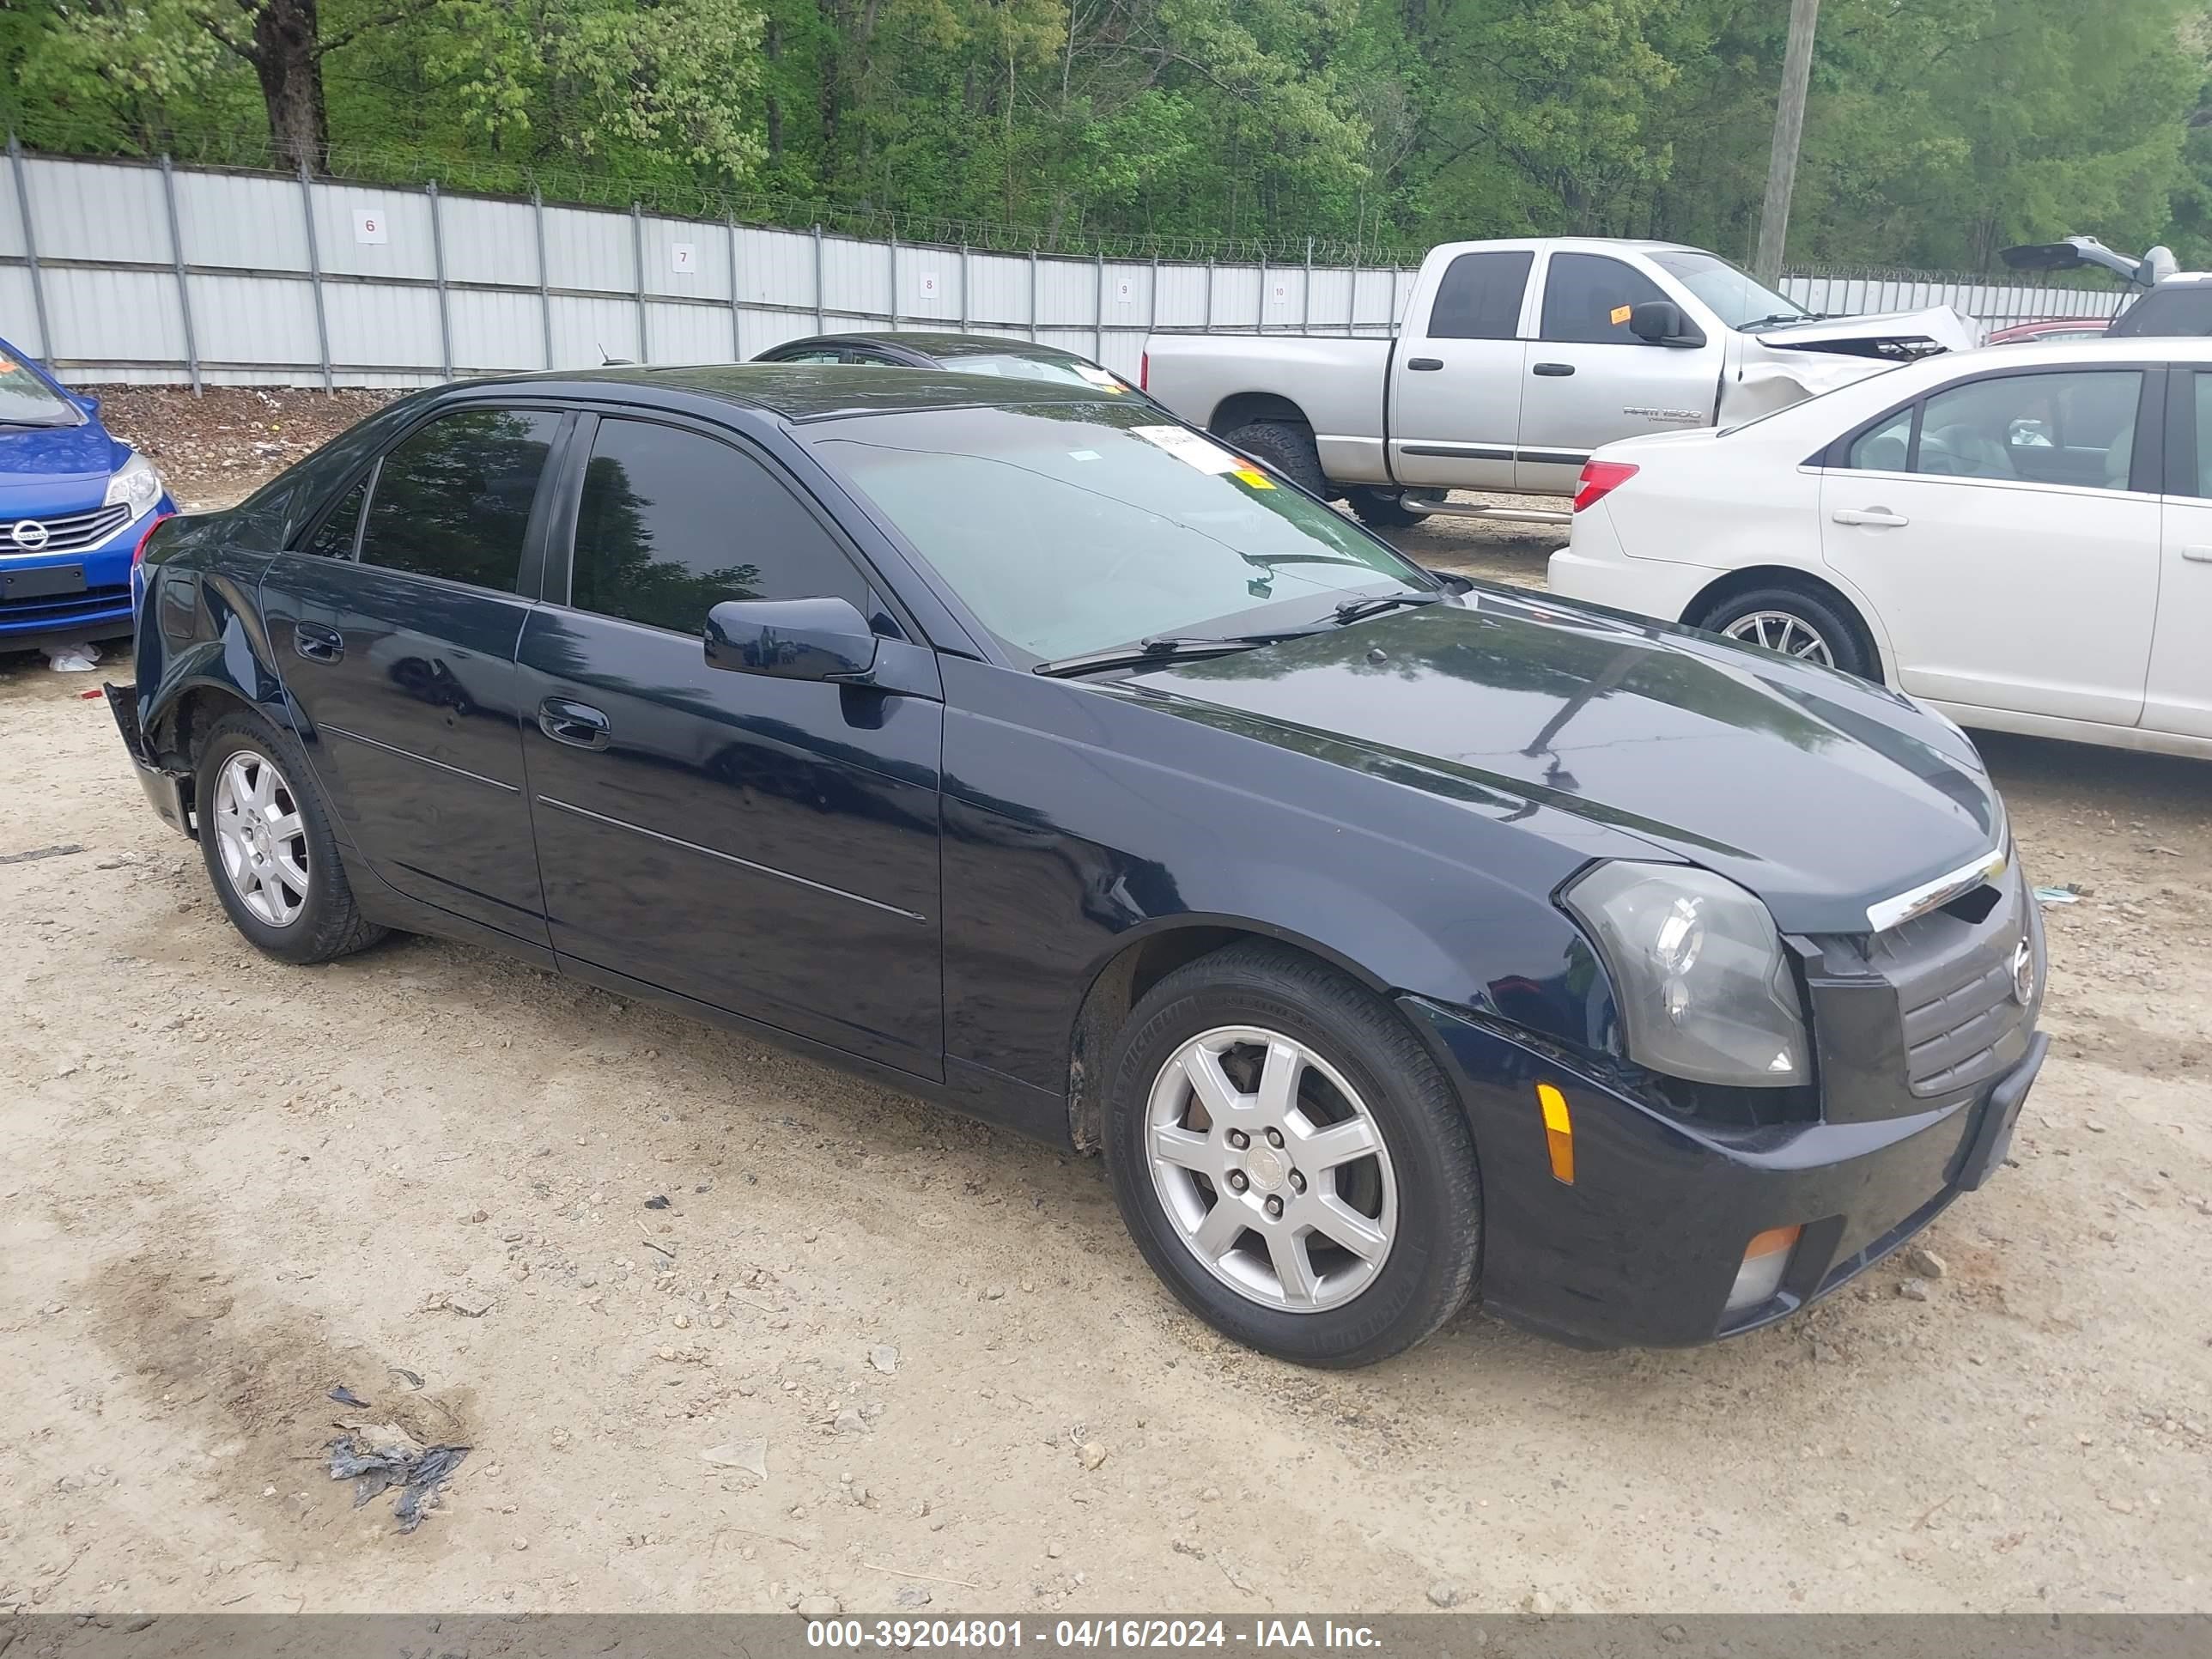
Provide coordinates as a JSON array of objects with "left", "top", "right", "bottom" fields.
[
  {"left": 1103, "top": 943, "right": 1480, "bottom": 1367},
  {"left": 195, "top": 709, "right": 386, "bottom": 965},
  {"left": 1693, "top": 582, "right": 1875, "bottom": 679}
]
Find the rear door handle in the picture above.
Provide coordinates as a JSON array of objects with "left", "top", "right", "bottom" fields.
[
  {"left": 538, "top": 697, "right": 611, "bottom": 750},
  {"left": 1406, "top": 357, "right": 1443, "bottom": 371},
  {"left": 295, "top": 623, "right": 343, "bottom": 663},
  {"left": 2184, "top": 544, "right": 2212, "bottom": 563},
  {"left": 1832, "top": 507, "right": 1910, "bottom": 528},
  {"left": 1532, "top": 362, "right": 1576, "bottom": 377}
]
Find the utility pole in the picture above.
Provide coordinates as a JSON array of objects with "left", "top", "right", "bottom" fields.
[{"left": 1753, "top": 0, "right": 1821, "bottom": 281}]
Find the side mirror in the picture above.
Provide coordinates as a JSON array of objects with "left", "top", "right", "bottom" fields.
[
  {"left": 73, "top": 392, "right": 101, "bottom": 416},
  {"left": 705, "top": 596, "right": 878, "bottom": 683},
  {"left": 1628, "top": 301, "right": 1702, "bottom": 347}
]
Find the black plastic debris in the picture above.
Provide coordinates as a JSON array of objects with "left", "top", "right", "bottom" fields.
[
  {"left": 327, "top": 1430, "right": 471, "bottom": 1533},
  {"left": 643, "top": 1194, "right": 671, "bottom": 1210},
  {"left": 328, "top": 1385, "right": 370, "bottom": 1408}
]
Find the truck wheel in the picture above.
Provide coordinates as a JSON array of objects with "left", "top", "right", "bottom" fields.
[
  {"left": 1348, "top": 486, "right": 1445, "bottom": 529},
  {"left": 1693, "top": 583, "right": 1875, "bottom": 680},
  {"left": 1222, "top": 421, "right": 1334, "bottom": 501},
  {"left": 1102, "top": 941, "right": 1481, "bottom": 1368}
]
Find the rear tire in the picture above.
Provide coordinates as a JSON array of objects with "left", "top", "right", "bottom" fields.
[
  {"left": 1221, "top": 420, "right": 1333, "bottom": 501},
  {"left": 1102, "top": 942, "right": 1481, "bottom": 1368},
  {"left": 1692, "top": 582, "right": 1876, "bottom": 680},
  {"left": 1347, "top": 486, "right": 1445, "bottom": 529},
  {"left": 195, "top": 708, "right": 387, "bottom": 965}
]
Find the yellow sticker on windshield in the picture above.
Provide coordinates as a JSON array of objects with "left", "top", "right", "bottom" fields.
[
  {"left": 1232, "top": 467, "right": 1275, "bottom": 489},
  {"left": 1609, "top": 304, "right": 1632, "bottom": 325}
]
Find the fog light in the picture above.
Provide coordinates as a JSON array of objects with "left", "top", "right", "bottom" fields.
[{"left": 1724, "top": 1224, "right": 1802, "bottom": 1314}]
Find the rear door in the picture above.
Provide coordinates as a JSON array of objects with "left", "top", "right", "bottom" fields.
[
  {"left": 518, "top": 412, "right": 945, "bottom": 1077},
  {"left": 1516, "top": 251, "right": 1726, "bottom": 495},
  {"left": 260, "top": 403, "right": 562, "bottom": 943},
  {"left": 1385, "top": 247, "right": 1533, "bottom": 491},
  {"left": 2148, "top": 367, "right": 2212, "bottom": 737},
  {"left": 1817, "top": 365, "right": 2160, "bottom": 723}
]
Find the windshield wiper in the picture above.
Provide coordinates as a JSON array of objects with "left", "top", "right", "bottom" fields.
[
  {"left": 1740, "top": 312, "right": 1823, "bottom": 331},
  {"left": 1031, "top": 630, "right": 1315, "bottom": 679},
  {"left": 1329, "top": 592, "right": 1444, "bottom": 626}
]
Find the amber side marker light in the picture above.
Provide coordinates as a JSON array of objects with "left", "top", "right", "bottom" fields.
[
  {"left": 1725, "top": 1224, "right": 1804, "bottom": 1315},
  {"left": 1535, "top": 1083, "right": 1574, "bottom": 1184}
]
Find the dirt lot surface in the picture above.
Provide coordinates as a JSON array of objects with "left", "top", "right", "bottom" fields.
[{"left": 2, "top": 392, "right": 2208, "bottom": 1618}]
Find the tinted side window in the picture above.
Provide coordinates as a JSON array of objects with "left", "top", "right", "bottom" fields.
[
  {"left": 1540, "top": 253, "right": 1669, "bottom": 345},
  {"left": 1427, "top": 251, "right": 1534, "bottom": 340},
  {"left": 1847, "top": 408, "right": 1914, "bottom": 472},
  {"left": 299, "top": 478, "right": 367, "bottom": 556},
  {"left": 2106, "top": 286, "right": 2212, "bottom": 339},
  {"left": 357, "top": 408, "right": 559, "bottom": 592},
  {"left": 568, "top": 419, "right": 866, "bottom": 635}
]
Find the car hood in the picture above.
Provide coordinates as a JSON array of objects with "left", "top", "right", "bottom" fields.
[
  {"left": 0, "top": 421, "right": 125, "bottom": 507},
  {"left": 1752, "top": 306, "right": 1978, "bottom": 356},
  {"left": 1127, "top": 594, "right": 2003, "bottom": 935}
]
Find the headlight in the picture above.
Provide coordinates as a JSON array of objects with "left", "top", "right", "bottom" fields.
[
  {"left": 105, "top": 452, "right": 163, "bottom": 520},
  {"left": 1564, "top": 862, "right": 1809, "bottom": 1087}
]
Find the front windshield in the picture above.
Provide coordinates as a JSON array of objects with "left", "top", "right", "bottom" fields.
[
  {"left": 813, "top": 404, "right": 1429, "bottom": 663},
  {"left": 937, "top": 352, "right": 1135, "bottom": 396},
  {"left": 0, "top": 352, "right": 85, "bottom": 427},
  {"left": 1647, "top": 250, "right": 1809, "bottom": 331}
]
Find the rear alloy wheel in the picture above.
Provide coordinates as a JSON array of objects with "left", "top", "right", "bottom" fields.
[
  {"left": 1695, "top": 583, "right": 1875, "bottom": 680},
  {"left": 195, "top": 709, "right": 387, "bottom": 965},
  {"left": 1103, "top": 943, "right": 1480, "bottom": 1367}
]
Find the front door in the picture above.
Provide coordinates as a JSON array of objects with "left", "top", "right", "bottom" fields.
[
  {"left": 1385, "top": 247, "right": 1532, "bottom": 492},
  {"left": 1819, "top": 367, "right": 2160, "bottom": 724},
  {"left": 1515, "top": 251, "right": 1727, "bottom": 495},
  {"left": 260, "top": 404, "right": 563, "bottom": 944},
  {"left": 518, "top": 413, "right": 945, "bottom": 1077},
  {"left": 2148, "top": 368, "right": 2212, "bottom": 738}
]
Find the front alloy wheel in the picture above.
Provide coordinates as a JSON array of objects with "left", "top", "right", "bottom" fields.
[
  {"left": 1103, "top": 942, "right": 1480, "bottom": 1367},
  {"left": 1146, "top": 1026, "right": 1397, "bottom": 1311}
]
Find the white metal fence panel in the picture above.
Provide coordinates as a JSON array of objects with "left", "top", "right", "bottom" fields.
[{"left": 0, "top": 145, "right": 2136, "bottom": 389}]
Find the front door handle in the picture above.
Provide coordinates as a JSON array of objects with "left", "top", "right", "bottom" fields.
[
  {"left": 2183, "top": 544, "right": 2212, "bottom": 563},
  {"left": 295, "top": 623, "right": 343, "bottom": 664},
  {"left": 1832, "top": 507, "right": 1910, "bottom": 528},
  {"left": 1532, "top": 362, "right": 1576, "bottom": 377},
  {"left": 538, "top": 697, "right": 611, "bottom": 750},
  {"left": 1406, "top": 357, "right": 1443, "bottom": 371}
]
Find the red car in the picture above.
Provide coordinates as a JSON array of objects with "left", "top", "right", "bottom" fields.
[{"left": 1983, "top": 316, "right": 2109, "bottom": 345}]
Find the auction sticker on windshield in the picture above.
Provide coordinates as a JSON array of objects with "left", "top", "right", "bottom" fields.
[{"left": 1133, "top": 426, "right": 1276, "bottom": 487}]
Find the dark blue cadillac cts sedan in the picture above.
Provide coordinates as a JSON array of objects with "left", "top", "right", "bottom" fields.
[{"left": 108, "top": 367, "right": 2045, "bottom": 1366}]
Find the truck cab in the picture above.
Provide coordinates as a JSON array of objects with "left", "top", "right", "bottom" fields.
[{"left": 1142, "top": 237, "right": 1973, "bottom": 525}]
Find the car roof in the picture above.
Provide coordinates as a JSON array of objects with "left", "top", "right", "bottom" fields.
[
  {"left": 473, "top": 362, "right": 1121, "bottom": 422},
  {"left": 774, "top": 331, "right": 1088, "bottom": 363},
  {"left": 1945, "top": 334, "right": 2212, "bottom": 367},
  {"left": 2149, "top": 272, "right": 2212, "bottom": 288}
]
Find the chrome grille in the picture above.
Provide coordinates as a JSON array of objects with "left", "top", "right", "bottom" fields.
[
  {"left": 0, "top": 502, "right": 133, "bottom": 556},
  {"left": 1874, "top": 869, "right": 2038, "bottom": 1097}
]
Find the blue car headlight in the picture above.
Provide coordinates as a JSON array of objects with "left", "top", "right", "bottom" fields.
[{"left": 104, "top": 451, "right": 163, "bottom": 521}]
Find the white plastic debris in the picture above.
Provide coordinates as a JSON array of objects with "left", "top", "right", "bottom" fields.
[{"left": 43, "top": 642, "right": 100, "bottom": 672}]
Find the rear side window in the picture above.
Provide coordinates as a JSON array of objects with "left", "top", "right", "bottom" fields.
[
  {"left": 566, "top": 419, "right": 866, "bottom": 635},
  {"left": 1426, "top": 251, "right": 1534, "bottom": 340},
  {"left": 357, "top": 408, "right": 559, "bottom": 592},
  {"left": 2106, "top": 285, "right": 2212, "bottom": 339},
  {"left": 300, "top": 478, "right": 366, "bottom": 556},
  {"left": 1540, "top": 253, "right": 1669, "bottom": 345},
  {"left": 1847, "top": 409, "right": 1913, "bottom": 472}
]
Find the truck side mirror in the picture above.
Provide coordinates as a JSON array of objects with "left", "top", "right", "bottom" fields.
[{"left": 1629, "top": 301, "right": 1702, "bottom": 347}]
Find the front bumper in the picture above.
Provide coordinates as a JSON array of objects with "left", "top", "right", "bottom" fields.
[
  {"left": 103, "top": 681, "right": 194, "bottom": 836},
  {"left": 0, "top": 500, "right": 173, "bottom": 641},
  {"left": 1403, "top": 997, "right": 2047, "bottom": 1349}
]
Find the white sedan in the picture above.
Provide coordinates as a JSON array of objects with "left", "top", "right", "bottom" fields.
[{"left": 1547, "top": 336, "right": 2211, "bottom": 758}]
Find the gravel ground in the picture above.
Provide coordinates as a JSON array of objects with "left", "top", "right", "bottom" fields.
[{"left": 1, "top": 392, "right": 2207, "bottom": 1617}]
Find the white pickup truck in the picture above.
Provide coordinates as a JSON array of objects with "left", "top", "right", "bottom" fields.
[{"left": 1139, "top": 237, "right": 1976, "bottom": 527}]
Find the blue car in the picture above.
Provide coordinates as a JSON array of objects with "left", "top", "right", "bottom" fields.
[{"left": 1, "top": 338, "right": 176, "bottom": 647}]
